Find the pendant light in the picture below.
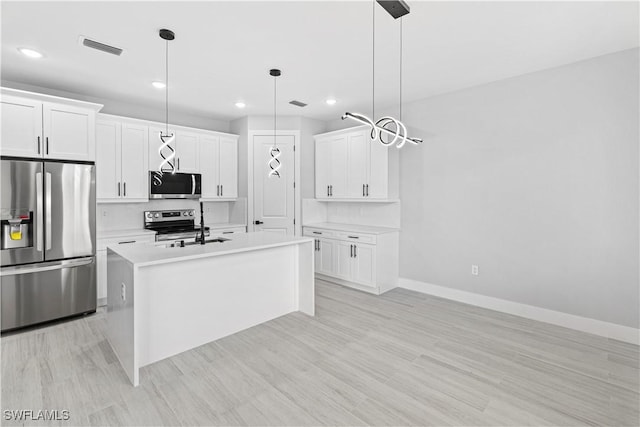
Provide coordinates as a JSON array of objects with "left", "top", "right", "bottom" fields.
[
  {"left": 268, "top": 69, "right": 282, "bottom": 178},
  {"left": 342, "top": 1, "right": 422, "bottom": 148},
  {"left": 153, "top": 28, "right": 176, "bottom": 186}
]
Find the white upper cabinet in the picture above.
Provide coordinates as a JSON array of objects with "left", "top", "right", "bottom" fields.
[
  {"left": 120, "top": 123, "right": 148, "bottom": 200},
  {"left": 1, "top": 89, "right": 101, "bottom": 161},
  {"left": 315, "top": 135, "right": 348, "bottom": 198},
  {"left": 174, "top": 130, "right": 200, "bottom": 173},
  {"left": 199, "top": 134, "right": 238, "bottom": 200},
  {"left": 0, "top": 95, "right": 43, "bottom": 158},
  {"left": 43, "top": 103, "right": 95, "bottom": 161},
  {"left": 96, "top": 120, "right": 121, "bottom": 200},
  {"left": 315, "top": 126, "right": 388, "bottom": 200},
  {"left": 97, "top": 117, "right": 148, "bottom": 203},
  {"left": 218, "top": 136, "right": 238, "bottom": 198}
]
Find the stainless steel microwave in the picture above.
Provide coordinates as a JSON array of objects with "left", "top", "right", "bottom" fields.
[{"left": 149, "top": 172, "right": 201, "bottom": 199}]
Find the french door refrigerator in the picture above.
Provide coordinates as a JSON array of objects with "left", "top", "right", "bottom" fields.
[{"left": 1, "top": 158, "right": 96, "bottom": 332}]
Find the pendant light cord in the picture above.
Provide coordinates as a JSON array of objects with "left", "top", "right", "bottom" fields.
[
  {"left": 274, "top": 75, "right": 277, "bottom": 148},
  {"left": 400, "top": 17, "right": 403, "bottom": 121},
  {"left": 372, "top": 0, "right": 375, "bottom": 120},
  {"left": 165, "top": 38, "right": 169, "bottom": 135}
]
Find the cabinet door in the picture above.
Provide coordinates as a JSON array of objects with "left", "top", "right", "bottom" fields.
[
  {"left": 218, "top": 136, "right": 238, "bottom": 198},
  {"left": 314, "top": 240, "right": 322, "bottom": 273},
  {"left": 175, "top": 131, "right": 200, "bottom": 173},
  {"left": 97, "top": 250, "right": 107, "bottom": 302},
  {"left": 367, "top": 138, "right": 388, "bottom": 198},
  {"left": 318, "top": 238, "right": 335, "bottom": 276},
  {"left": 335, "top": 241, "right": 354, "bottom": 280},
  {"left": 329, "top": 136, "right": 348, "bottom": 198},
  {"left": 0, "top": 95, "right": 43, "bottom": 158},
  {"left": 121, "top": 123, "right": 148, "bottom": 200},
  {"left": 353, "top": 243, "right": 376, "bottom": 287},
  {"left": 347, "top": 131, "right": 368, "bottom": 198},
  {"left": 199, "top": 135, "right": 220, "bottom": 198},
  {"left": 96, "top": 120, "right": 122, "bottom": 200},
  {"left": 149, "top": 126, "right": 176, "bottom": 173},
  {"left": 315, "top": 138, "right": 332, "bottom": 198},
  {"left": 43, "top": 102, "right": 95, "bottom": 161}
]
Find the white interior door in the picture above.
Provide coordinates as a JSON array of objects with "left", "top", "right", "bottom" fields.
[{"left": 253, "top": 134, "right": 295, "bottom": 235}]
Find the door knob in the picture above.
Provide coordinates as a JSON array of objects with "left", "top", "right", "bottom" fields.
[{"left": 254, "top": 220, "right": 264, "bottom": 225}]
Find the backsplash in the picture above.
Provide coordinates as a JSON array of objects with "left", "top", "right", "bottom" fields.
[{"left": 97, "top": 198, "right": 247, "bottom": 231}]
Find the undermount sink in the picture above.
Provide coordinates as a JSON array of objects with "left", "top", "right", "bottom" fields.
[{"left": 161, "top": 237, "right": 230, "bottom": 248}]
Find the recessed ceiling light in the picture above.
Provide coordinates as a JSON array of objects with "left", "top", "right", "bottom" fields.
[
  {"left": 325, "top": 98, "right": 337, "bottom": 106},
  {"left": 235, "top": 102, "right": 246, "bottom": 109},
  {"left": 18, "top": 48, "right": 43, "bottom": 59},
  {"left": 151, "top": 81, "right": 166, "bottom": 89}
]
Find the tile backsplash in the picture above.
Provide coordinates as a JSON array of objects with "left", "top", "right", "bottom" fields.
[{"left": 97, "top": 199, "right": 247, "bottom": 232}]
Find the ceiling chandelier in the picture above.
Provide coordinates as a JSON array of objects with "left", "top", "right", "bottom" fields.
[
  {"left": 342, "top": 0, "right": 422, "bottom": 147},
  {"left": 268, "top": 68, "right": 282, "bottom": 178},
  {"left": 153, "top": 28, "right": 176, "bottom": 186}
]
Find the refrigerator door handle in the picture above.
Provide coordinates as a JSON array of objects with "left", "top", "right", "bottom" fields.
[
  {"left": 0, "top": 257, "right": 94, "bottom": 277},
  {"left": 45, "top": 172, "right": 52, "bottom": 250},
  {"left": 36, "top": 172, "right": 44, "bottom": 251}
]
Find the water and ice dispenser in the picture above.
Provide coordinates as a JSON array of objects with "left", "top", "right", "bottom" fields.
[{"left": 1, "top": 209, "right": 33, "bottom": 250}]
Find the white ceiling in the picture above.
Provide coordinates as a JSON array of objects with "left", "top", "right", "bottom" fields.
[{"left": 2, "top": 1, "right": 638, "bottom": 123}]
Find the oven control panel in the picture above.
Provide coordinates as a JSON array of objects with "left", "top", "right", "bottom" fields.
[{"left": 144, "top": 209, "right": 195, "bottom": 223}]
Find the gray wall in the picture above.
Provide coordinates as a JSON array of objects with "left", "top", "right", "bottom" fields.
[{"left": 399, "top": 48, "right": 639, "bottom": 328}]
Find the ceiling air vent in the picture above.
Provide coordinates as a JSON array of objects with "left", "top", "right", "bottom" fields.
[
  {"left": 80, "top": 36, "right": 123, "bottom": 56},
  {"left": 289, "top": 100, "right": 307, "bottom": 107}
]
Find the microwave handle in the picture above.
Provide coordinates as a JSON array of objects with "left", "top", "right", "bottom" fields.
[{"left": 191, "top": 175, "right": 196, "bottom": 195}]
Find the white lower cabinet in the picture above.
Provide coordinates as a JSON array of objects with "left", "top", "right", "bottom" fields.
[
  {"left": 209, "top": 226, "right": 246, "bottom": 237},
  {"left": 305, "top": 226, "right": 398, "bottom": 295},
  {"left": 97, "top": 233, "right": 156, "bottom": 305}
]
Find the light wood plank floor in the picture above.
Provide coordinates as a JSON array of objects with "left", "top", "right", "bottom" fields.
[{"left": 2, "top": 280, "right": 638, "bottom": 426}]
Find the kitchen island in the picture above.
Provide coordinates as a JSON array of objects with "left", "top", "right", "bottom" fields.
[{"left": 106, "top": 232, "right": 315, "bottom": 386}]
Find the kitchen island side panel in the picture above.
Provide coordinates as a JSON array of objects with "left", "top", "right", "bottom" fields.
[
  {"left": 106, "top": 249, "right": 138, "bottom": 386},
  {"left": 136, "top": 245, "right": 299, "bottom": 367}
]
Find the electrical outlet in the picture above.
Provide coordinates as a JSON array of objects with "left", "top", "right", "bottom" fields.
[
  {"left": 471, "top": 265, "right": 479, "bottom": 276},
  {"left": 120, "top": 283, "right": 126, "bottom": 302}
]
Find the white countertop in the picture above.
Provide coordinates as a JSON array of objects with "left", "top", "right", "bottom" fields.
[
  {"left": 303, "top": 222, "right": 399, "bottom": 235},
  {"left": 97, "top": 228, "right": 157, "bottom": 240},
  {"left": 108, "top": 231, "right": 313, "bottom": 267}
]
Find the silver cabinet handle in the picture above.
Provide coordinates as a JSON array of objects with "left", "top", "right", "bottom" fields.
[
  {"left": 221, "top": 185, "right": 223, "bottom": 197},
  {"left": 330, "top": 185, "right": 333, "bottom": 196},
  {"left": 354, "top": 245, "right": 357, "bottom": 258},
  {"left": 350, "top": 244, "right": 353, "bottom": 258},
  {"left": 348, "top": 235, "right": 359, "bottom": 239},
  {"left": 35, "top": 172, "right": 43, "bottom": 251},
  {"left": 327, "top": 186, "right": 330, "bottom": 197},
  {"left": 363, "top": 184, "right": 365, "bottom": 197},
  {"left": 222, "top": 231, "right": 234, "bottom": 234},
  {"left": 117, "top": 182, "right": 121, "bottom": 196},
  {"left": 123, "top": 182, "right": 126, "bottom": 197},
  {"left": 45, "top": 172, "right": 52, "bottom": 250},
  {"left": 45, "top": 137, "right": 49, "bottom": 155},
  {"left": 216, "top": 185, "right": 219, "bottom": 196},
  {"left": 118, "top": 240, "right": 136, "bottom": 244},
  {"left": 366, "top": 184, "right": 369, "bottom": 196},
  {"left": 177, "top": 158, "right": 180, "bottom": 170},
  {"left": 37, "top": 136, "right": 41, "bottom": 155},
  {"left": 312, "top": 231, "right": 322, "bottom": 235}
]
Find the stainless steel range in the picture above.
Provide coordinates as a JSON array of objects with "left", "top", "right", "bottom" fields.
[{"left": 144, "top": 209, "right": 210, "bottom": 242}]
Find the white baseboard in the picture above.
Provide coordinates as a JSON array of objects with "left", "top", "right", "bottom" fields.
[{"left": 398, "top": 278, "right": 639, "bottom": 345}]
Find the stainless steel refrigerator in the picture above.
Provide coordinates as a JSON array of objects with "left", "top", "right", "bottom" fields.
[{"left": 1, "top": 158, "right": 96, "bottom": 332}]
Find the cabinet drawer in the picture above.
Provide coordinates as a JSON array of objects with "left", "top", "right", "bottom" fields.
[
  {"left": 211, "top": 227, "right": 246, "bottom": 236},
  {"left": 335, "top": 231, "right": 376, "bottom": 244},
  {"left": 97, "top": 235, "right": 155, "bottom": 251},
  {"left": 303, "top": 227, "right": 335, "bottom": 238}
]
